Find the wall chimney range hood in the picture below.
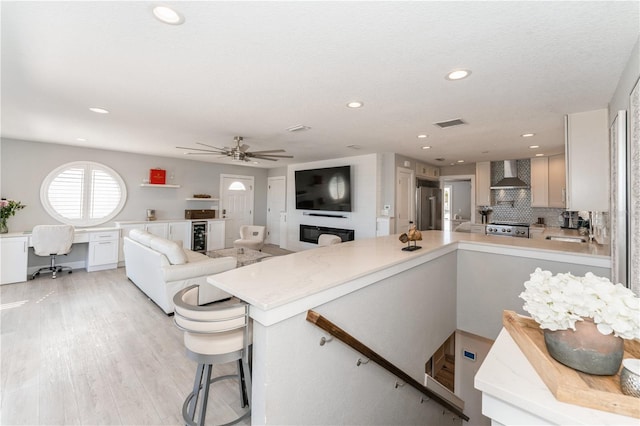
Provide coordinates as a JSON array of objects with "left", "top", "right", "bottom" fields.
[{"left": 490, "top": 160, "right": 529, "bottom": 189}]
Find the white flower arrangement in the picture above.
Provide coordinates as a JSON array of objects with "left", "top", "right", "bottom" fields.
[{"left": 519, "top": 268, "right": 640, "bottom": 340}]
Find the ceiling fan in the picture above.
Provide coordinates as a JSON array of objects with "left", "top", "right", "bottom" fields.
[{"left": 177, "top": 136, "right": 293, "bottom": 162}]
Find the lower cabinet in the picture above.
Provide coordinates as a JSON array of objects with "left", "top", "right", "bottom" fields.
[
  {"left": 207, "top": 220, "right": 225, "bottom": 250},
  {"left": 87, "top": 230, "right": 119, "bottom": 272},
  {"left": 1, "top": 236, "right": 28, "bottom": 285}
]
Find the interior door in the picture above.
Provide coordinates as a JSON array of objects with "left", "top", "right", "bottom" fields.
[
  {"left": 266, "top": 176, "right": 286, "bottom": 246},
  {"left": 396, "top": 167, "right": 415, "bottom": 233},
  {"left": 220, "top": 175, "right": 255, "bottom": 248}
]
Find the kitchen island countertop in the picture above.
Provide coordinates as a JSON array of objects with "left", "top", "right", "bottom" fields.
[{"left": 207, "top": 231, "right": 610, "bottom": 325}]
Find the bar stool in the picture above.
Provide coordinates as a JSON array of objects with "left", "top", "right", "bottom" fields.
[{"left": 173, "top": 285, "right": 252, "bottom": 426}]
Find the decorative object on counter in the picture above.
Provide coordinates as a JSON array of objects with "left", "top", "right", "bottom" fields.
[
  {"left": 149, "top": 168, "right": 166, "bottom": 184},
  {"left": 520, "top": 268, "right": 640, "bottom": 375},
  {"left": 192, "top": 194, "right": 211, "bottom": 198},
  {"left": 0, "top": 199, "right": 26, "bottom": 234},
  {"left": 146, "top": 209, "right": 156, "bottom": 221},
  {"left": 502, "top": 310, "right": 640, "bottom": 418},
  {"left": 621, "top": 358, "right": 640, "bottom": 397},
  {"left": 578, "top": 210, "right": 591, "bottom": 239},
  {"left": 478, "top": 206, "right": 492, "bottom": 224},
  {"left": 399, "top": 225, "right": 422, "bottom": 252}
]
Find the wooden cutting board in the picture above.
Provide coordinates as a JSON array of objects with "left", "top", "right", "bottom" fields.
[{"left": 502, "top": 310, "right": 640, "bottom": 418}]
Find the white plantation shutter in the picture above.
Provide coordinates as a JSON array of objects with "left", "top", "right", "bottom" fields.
[{"left": 41, "top": 161, "right": 127, "bottom": 226}]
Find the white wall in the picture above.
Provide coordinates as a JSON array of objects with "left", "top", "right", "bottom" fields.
[
  {"left": 285, "top": 153, "right": 379, "bottom": 251},
  {"left": 252, "top": 252, "right": 461, "bottom": 425},
  {"left": 0, "top": 138, "right": 269, "bottom": 232}
]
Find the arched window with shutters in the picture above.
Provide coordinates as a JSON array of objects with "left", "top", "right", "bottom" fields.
[{"left": 40, "top": 161, "right": 127, "bottom": 227}]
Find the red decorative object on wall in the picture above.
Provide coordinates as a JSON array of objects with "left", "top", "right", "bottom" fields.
[{"left": 150, "top": 169, "right": 166, "bottom": 184}]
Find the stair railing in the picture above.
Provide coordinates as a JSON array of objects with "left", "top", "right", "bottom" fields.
[{"left": 306, "top": 310, "right": 469, "bottom": 422}]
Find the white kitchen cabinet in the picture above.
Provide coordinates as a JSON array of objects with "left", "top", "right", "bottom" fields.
[
  {"left": 548, "top": 154, "right": 566, "bottom": 208},
  {"left": 87, "top": 230, "right": 119, "bottom": 272},
  {"left": 168, "top": 221, "right": 191, "bottom": 248},
  {"left": 207, "top": 220, "right": 226, "bottom": 250},
  {"left": 475, "top": 161, "right": 492, "bottom": 206},
  {"left": 565, "top": 109, "right": 609, "bottom": 211},
  {"left": 1, "top": 236, "right": 28, "bottom": 285},
  {"left": 416, "top": 162, "right": 440, "bottom": 179},
  {"left": 145, "top": 222, "right": 169, "bottom": 238},
  {"left": 530, "top": 155, "right": 566, "bottom": 208},
  {"left": 530, "top": 157, "right": 549, "bottom": 207}
]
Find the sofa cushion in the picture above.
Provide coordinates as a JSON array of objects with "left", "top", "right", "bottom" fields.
[
  {"left": 129, "top": 229, "right": 155, "bottom": 247},
  {"left": 149, "top": 237, "right": 189, "bottom": 265}
]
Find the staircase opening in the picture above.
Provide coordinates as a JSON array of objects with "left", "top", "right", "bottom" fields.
[{"left": 426, "top": 332, "right": 455, "bottom": 392}]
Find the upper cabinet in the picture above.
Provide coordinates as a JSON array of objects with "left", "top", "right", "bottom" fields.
[
  {"left": 565, "top": 109, "right": 609, "bottom": 211},
  {"left": 547, "top": 154, "right": 566, "bottom": 208},
  {"left": 530, "top": 157, "right": 549, "bottom": 207},
  {"left": 530, "top": 154, "right": 565, "bottom": 208},
  {"left": 416, "top": 162, "right": 440, "bottom": 179},
  {"left": 475, "top": 161, "right": 492, "bottom": 206}
]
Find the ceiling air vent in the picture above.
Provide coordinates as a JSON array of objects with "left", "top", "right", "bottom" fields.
[
  {"left": 435, "top": 158, "right": 445, "bottom": 162},
  {"left": 433, "top": 118, "right": 466, "bottom": 129}
]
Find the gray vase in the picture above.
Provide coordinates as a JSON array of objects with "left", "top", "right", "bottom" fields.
[{"left": 544, "top": 319, "right": 624, "bottom": 376}]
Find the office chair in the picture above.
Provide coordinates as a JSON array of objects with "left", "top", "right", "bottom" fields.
[{"left": 31, "top": 224, "right": 74, "bottom": 279}]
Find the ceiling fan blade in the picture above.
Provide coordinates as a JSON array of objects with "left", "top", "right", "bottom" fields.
[
  {"left": 182, "top": 152, "right": 227, "bottom": 156},
  {"left": 239, "top": 144, "right": 250, "bottom": 152},
  {"left": 250, "top": 154, "right": 294, "bottom": 158},
  {"left": 248, "top": 149, "right": 286, "bottom": 154},
  {"left": 176, "top": 146, "right": 225, "bottom": 153},
  {"left": 252, "top": 156, "right": 278, "bottom": 161},
  {"left": 196, "top": 142, "right": 227, "bottom": 151}
]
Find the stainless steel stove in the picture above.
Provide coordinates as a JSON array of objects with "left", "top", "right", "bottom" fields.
[{"left": 486, "top": 221, "right": 530, "bottom": 238}]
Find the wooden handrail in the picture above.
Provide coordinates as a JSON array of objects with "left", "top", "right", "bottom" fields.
[{"left": 306, "top": 310, "right": 469, "bottom": 422}]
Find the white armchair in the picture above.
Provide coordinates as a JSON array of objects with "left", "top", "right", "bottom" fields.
[{"left": 233, "top": 225, "right": 266, "bottom": 251}]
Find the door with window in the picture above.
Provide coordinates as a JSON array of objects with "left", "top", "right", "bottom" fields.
[
  {"left": 266, "top": 176, "right": 286, "bottom": 246},
  {"left": 220, "top": 175, "right": 255, "bottom": 248}
]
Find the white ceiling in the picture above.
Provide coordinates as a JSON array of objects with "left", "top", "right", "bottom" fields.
[{"left": 2, "top": 1, "right": 638, "bottom": 168}]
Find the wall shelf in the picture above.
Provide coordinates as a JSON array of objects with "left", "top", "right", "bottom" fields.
[
  {"left": 140, "top": 183, "right": 181, "bottom": 188},
  {"left": 185, "top": 198, "right": 219, "bottom": 202}
]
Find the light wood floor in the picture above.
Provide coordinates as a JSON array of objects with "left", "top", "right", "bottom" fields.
[{"left": 1, "top": 268, "right": 251, "bottom": 426}]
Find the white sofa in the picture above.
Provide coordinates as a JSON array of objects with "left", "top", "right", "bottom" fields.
[{"left": 123, "top": 229, "right": 236, "bottom": 314}]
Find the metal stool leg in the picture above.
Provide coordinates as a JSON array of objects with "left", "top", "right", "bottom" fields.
[
  {"left": 198, "top": 364, "right": 213, "bottom": 426},
  {"left": 188, "top": 364, "right": 205, "bottom": 422}
]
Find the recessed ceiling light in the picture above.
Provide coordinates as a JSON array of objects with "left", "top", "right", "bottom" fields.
[
  {"left": 529, "top": 145, "right": 540, "bottom": 149},
  {"left": 417, "top": 134, "right": 428, "bottom": 139},
  {"left": 521, "top": 133, "right": 535, "bottom": 138},
  {"left": 445, "top": 69, "right": 471, "bottom": 81},
  {"left": 76, "top": 138, "right": 87, "bottom": 142},
  {"left": 535, "top": 153, "right": 545, "bottom": 157},
  {"left": 346, "top": 101, "right": 364, "bottom": 108},
  {"left": 421, "top": 146, "right": 431, "bottom": 150},
  {"left": 286, "top": 124, "right": 311, "bottom": 132},
  {"left": 457, "top": 160, "right": 465, "bottom": 163},
  {"left": 89, "top": 107, "right": 109, "bottom": 114},
  {"left": 152, "top": 5, "right": 184, "bottom": 25}
]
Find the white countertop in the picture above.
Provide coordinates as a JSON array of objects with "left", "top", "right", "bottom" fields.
[
  {"left": 474, "top": 329, "right": 637, "bottom": 425},
  {"left": 207, "top": 231, "right": 610, "bottom": 325},
  {"left": 0, "top": 227, "right": 119, "bottom": 239}
]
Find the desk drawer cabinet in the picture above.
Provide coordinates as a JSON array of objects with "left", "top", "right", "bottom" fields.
[
  {"left": 1, "top": 236, "right": 28, "bottom": 284},
  {"left": 87, "top": 230, "right": 119, "bottom": 272}
]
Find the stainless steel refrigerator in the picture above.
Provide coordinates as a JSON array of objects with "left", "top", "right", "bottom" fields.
[{"left": 416, "top": 185, "right": 442, "bottom": 231}]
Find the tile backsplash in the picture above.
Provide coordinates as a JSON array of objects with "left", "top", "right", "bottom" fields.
[{"left": 486, "top": 159, "right": 565, "bottom": 226}]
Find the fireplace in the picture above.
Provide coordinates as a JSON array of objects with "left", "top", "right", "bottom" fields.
[{"left": 299, "top": 225, "right": 355, "bottom": 244}]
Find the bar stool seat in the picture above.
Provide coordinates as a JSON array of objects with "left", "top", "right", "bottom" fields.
[{"left": 173, "top": 285, "right": 252, "bottom": 426}]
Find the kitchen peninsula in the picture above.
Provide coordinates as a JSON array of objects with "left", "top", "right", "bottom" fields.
[{"left": 207, "top": 232, "right": 611, "bottom": 425}]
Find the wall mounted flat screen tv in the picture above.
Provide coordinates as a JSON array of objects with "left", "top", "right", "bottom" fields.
[{"left": 295, "top": 165, "right": 352, "bottom": 212}]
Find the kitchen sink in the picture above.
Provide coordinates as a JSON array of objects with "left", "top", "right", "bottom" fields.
[{"left": 545, "top": 236, "right": 587, "bottom": 243}]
